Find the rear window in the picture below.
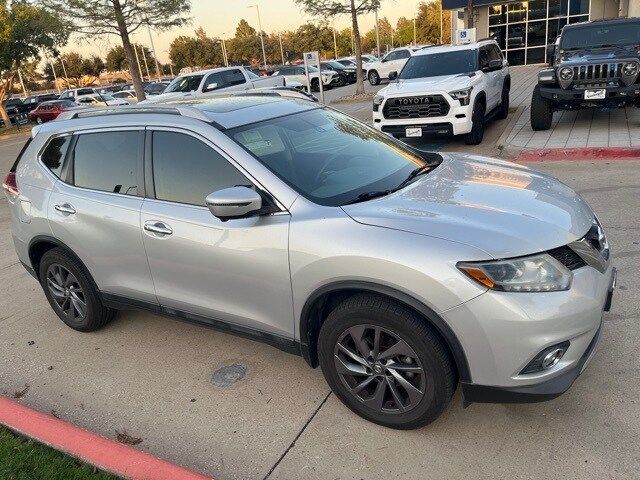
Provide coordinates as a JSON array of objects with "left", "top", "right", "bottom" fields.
[
  {"left": 10, "top": 138, "right": 32, "bottom": 173},
  {"left": 41, "top": 136, "right": 72, "bottom": 178},
  {"left": 72, "top": 131, "right": 140, "bottom": 195}
]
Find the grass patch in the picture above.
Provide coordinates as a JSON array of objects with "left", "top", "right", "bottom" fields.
[{"left": 0, "top": 426, "right": 120, "bottom": 480}]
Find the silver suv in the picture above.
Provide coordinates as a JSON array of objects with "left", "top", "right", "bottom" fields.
[{"left": 4, "top": 95, "right": 615, "bottom": 429}]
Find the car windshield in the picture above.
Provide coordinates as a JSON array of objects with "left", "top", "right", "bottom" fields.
[
  {"left": 560, "top": 23, "right": 640, "bottom": 50},
  {"left": 227, "top": 108, "right": 436, "bottom": 206},
  {"left": 400, "top": 50, "right": 478, "bottom": 79},
  {"left": 165, "top": 74, "right": 204, "bottom": 93},
  {"left": 325, "top": 61, "right": 345, "bottom": 70}
]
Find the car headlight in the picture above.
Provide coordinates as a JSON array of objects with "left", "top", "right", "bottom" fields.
[
  {"left": 559, "top": 66, "right": 573, "bottom": 81},
  {"left": 623, "top": 62, "right": 639, "bottom": 76},
  {"left": 373, "top": 94, "right": 384, "bottom": 111},
  {"left": 448, "top": 87, "right": 473, "bottom": 106},
  {"left": 457, "top": 253, "right": 573, "bottom": 292}
]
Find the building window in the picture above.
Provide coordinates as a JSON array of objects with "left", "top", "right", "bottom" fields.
[{"left": 486, "top": 0, "right": 590, "bottom": 65}]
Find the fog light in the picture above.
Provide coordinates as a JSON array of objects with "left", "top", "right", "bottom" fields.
[{"left": 520, "top": 341, "right": 570, "bottom": 374}]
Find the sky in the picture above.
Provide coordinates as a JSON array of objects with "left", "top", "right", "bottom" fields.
[{"left": 64, "top": 0, "right": 432, "bottom": 63}]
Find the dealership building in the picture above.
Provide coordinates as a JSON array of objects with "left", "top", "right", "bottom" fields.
[{"left": 443, "top": 0, "right": 640, "bottom": 65}]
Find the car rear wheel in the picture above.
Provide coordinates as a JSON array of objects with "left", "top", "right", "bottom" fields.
[
  {"left": 368, "top": 70, "right": 380, "bottom": 86},
  {"left": 530, "top": 85, "right": 554, "bottom": 131},
  {"left": 39, "top": 248, "right": 115, "bottom": 332},
  {"left": 464, "top": 100, "right": 485, "bottom": 145},
  {"left": 318, "top": 294, "right": 456, "bottom": 429}
]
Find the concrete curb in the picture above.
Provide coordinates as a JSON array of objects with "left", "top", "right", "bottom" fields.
[
  {"left": 496, "top": 105, "right": 526, "bottom": 150},
  {"left": 514, "top": 147, "right": 640, "bottom": 162},
  {"left": 0, "top": 396, "right": 213, "bottom": 480}
]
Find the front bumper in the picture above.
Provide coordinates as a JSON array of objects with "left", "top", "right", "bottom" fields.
[
  {"left": 444, "top": 264, "right": 616, "bottom": 404},
  {"left": 539, "top": 83, "right": 640, "bottom": 108},
  {"left": 373, "top": 95, "right": 473, "bottom": 137}
]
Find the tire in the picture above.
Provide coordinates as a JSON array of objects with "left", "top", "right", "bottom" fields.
[
  {"left": 38, "top": 247, "right": 115, "bottom": 332},
  {"left": 318, "top": 294, "right": 456, "bottom": 430},
  {"left": 530, "top": 85, "right": 554, "bottom": 131},
  {"left": 464, "top": 100, "right": 486, "bottom": 145},
  {"left": 311, "top": 78, "right": 320, "bottom": 92},
  {"left": 368, "top": 70, "right": 380, "bottom": 86},
  {"left": 496, "top": 83, "right": 510, "bottom": 120},
  {"left": 336, "top": 74, "right": 347, "bottom": 87}
]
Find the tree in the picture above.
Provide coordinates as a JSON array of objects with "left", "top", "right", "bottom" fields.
[
  {"left": 41, "top": 0, "right": 191, "bottom": 101},
  {"left": 415, "top": 1, "right": 451, "bottom": 45},
  {"left": 395, "top": 17, "right": 414, "bottom": 46},
  {"left": 293, "top": 0, "right": 382, "bottom": 95},
  {"left": 227, "top": 19, "right": 261, "bottom": 65},
  {"left": 44, "top": 52, "right": 105, "bottom": 87},
  {"left": 0, "top": 1, "right": 68, "bottom": 129},
  {"left": 106, "top": 43, "right": 160, "bottom": 78},
  {"left": 169, "top": 28, "right": 224, "bottom": 71}
]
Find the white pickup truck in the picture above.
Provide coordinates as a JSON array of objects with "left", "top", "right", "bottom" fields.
[{"left": 141, "top": 66, "right": 284, "bottom": 103}]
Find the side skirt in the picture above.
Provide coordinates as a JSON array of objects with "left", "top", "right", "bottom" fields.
[{"left": 101, "top": 293, "right": 302, "bottom": 357}]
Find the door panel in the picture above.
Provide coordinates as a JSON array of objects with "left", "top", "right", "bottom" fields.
[{"left": 141, "top": 200, "right": 293, "bottom": 337}]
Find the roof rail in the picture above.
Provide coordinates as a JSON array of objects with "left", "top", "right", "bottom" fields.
[{"left": 56, "top": 105, "right": 211, "bottom": 122}]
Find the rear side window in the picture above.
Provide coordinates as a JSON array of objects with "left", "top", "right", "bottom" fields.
[
  {"left": 10, "top": 138, "right": 32, "bottom": 173},
  {"left": 151, "top": 131, "right": 250, "bottom": 206},
  {"left": 72, "top": 131, "right": 140, "bottom": 195},
  {"left": 41, "top": 136, "right": 72, "bottom": 178}
]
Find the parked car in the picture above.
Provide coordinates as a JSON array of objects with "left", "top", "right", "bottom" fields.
[
  {"left": 5, "top": 93, "right": 615, "bottom": 429},
  {"left": 21, "top": 93, "right": 60, "bottom": 111},
  {"left": 4, "top": 97, "right": 33, "bottom": 116},
  {"left": 111, "top": 90, "right": 138, "bottom": 103},
  {"left": 531, "top": 17, "right": 640, "bottom": 131},
  {"left": 365, "top": 47, "right": 422, "bottom": 85},
  {"left": 141, "top": 67, "right": 284, "bottom": 103},
  {"left": 76, "top": 94, "right": 130, "bottom": 107},
  {"left": 373, "top": 40, "right": 510, "bottom": 145},
  {"left": 59, "top": 87, "right": 98, "bottom": 102},
  {"left": 269, "top": 65, "right": 337, "bottom": 91},
  {"left": 28, "top": 100, "right": 80, "bottom": 124},
  {"left": 0, "top": 104, "right": 29, "bottom": 127},
  {"left": 320, "top": 61, "right": 356, "bottom": 85}
]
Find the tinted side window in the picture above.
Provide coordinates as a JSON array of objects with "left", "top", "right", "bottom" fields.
[
  {"left": 479, "top": 47, "right": 490, "bottom": 69},
  {"left": 384, "top": 51, "right": 399, "bottom": 61},
  {"left": 222, "top": 69, "right": 246, "bottom": 86},
  {"left": 42, "top": 136, "right": 72, "bottom": 178},
  {"left": 73, "top": 131, "right": 140, "bottom": 195},
  {"left": 152, "top": 131, "right": 251, "bottom": 206},
  {"left": 397, "top": 49, "right": 411, "bottom": 59},
  {"left": 204, "top": 72, "right": 225, "bottom": 91},
  {"left": 489, "top": 45, "right": 503, "bottom": 61}
]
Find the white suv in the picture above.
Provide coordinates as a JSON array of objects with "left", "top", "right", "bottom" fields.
[
  {"left": 366, "top": 47, "right": 419, "bottom": 85},
  {"left": 373, "top": 40, "right": 510, "bottom": 145}
]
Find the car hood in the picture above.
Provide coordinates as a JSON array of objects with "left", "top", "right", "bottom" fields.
[
  {"left": 139, "top": 91, "right": 195, "bottom": 104},
  {"left": 380, "top": 75, "right": 475, "bottom": 96},
  {"left": 341, "top": 153, "right": 594, "bottom": 259}
]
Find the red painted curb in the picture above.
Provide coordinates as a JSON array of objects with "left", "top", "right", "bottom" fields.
[
  {"left": 0, "top": 396, "right": 213, "bottom": 480},
  {"left": 515, "top": 147, "right": 640, "bottom": 162}
]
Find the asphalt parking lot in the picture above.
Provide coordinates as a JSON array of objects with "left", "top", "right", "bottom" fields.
[{"left": 1, "top": 122, "right": 639, "bottom": 478}]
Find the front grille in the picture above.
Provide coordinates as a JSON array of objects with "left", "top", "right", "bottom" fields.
[
  {"left": 572, "top": 63, "right": 623, "bottom": 82},
  {"left": 547, "top": 245, "right": 587, "bottom": 270},
  {"left": 382, "top": 95, "right": 450, "bottom": 119}
]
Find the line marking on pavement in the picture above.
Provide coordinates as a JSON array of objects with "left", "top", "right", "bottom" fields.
[
  {"left": 263, "top": 391, "right": 332, "bottom": 479},
  {"left": 515, "top": 147, "right": 640, "bottom": 162},
  {"left": 0, "top": 396, "right": 214, "bottom": 480}
]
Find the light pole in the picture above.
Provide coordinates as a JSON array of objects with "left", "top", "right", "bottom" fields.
[
  {"left": 375, "top": 9, "right": 381, "bottom": 59},
  {"left": 218, "top": 38, "right": 229, "bottom": 66},
  {"left": 248, "top": 5, "right": 267, "bottom": 70},
  {"left": 146, "top": 24, "right": 162, "bottom": 80},
  {"left": 17, "top": 69, "right": 28, "bottom": 97},
  {"left": 413, "top": 18, "right": 417, "bottom": 46},
  {"left": 133, "top": 44, "right": 144, "bottom": 81},
  {"left": 163, "top": 50, "right": 174, "bottom": 77},
  {"left": 59, "top": 56, "right": 69, "bottom": 88},
  {"left": 332, "top": 23, "right": 338, "bottom": 59},
  {"left": 391, "top": 28, "right": 394, "bottom": 48},
  {"left": 140, "top": 44, "right": 151, "bottom": 80},
  {"left": 279, "top": 34, "right": 285, "bottom": 65},
  {"left": 439, "top": 1, "right": 443, "bottom": 44},
  {"left": 47, "top": 55, "right": 61, "bottom": 93}
]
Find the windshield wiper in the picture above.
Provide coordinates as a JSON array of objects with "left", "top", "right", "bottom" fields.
[
  {"left": 395, "top": 165, "right": 432, "bottom": 191},
  {"left": 348, "top": 190, "right": 394, "bottom": 204}
]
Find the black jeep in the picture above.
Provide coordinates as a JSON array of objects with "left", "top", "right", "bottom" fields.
[{"left": 531, "top": 18, "right": 640, "bottom": 131}]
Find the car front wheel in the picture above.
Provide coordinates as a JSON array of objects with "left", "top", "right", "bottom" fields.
[
  {"left": 530, "top": 85, "right": 554, "bottom": 131},
  {"left": 318, "top": 294, "right": 456, "bottom": 429},
  {"left": 464, "top": 100, "right": 486, "bottom": 145}
]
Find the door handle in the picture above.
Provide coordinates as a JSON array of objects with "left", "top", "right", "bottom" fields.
[
  {"left": 54, "top": 203, "right": 76, "bottom": 215},
  {"left": 144, "top": 221, "right": 173, "bottom": 236}
]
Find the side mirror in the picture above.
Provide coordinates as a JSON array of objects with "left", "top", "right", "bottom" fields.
[
  {"left": 206, "top": 186, "right": 262, "bottom": 221},
  {"left": 546, "top": 44, "right": 556, "bottom": 65},
  {"left": 203, "top": 82, "right": 219, "bottom": 93},
  {"left": 388, "top": 71, "right": 398, "bottom": 81}
]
